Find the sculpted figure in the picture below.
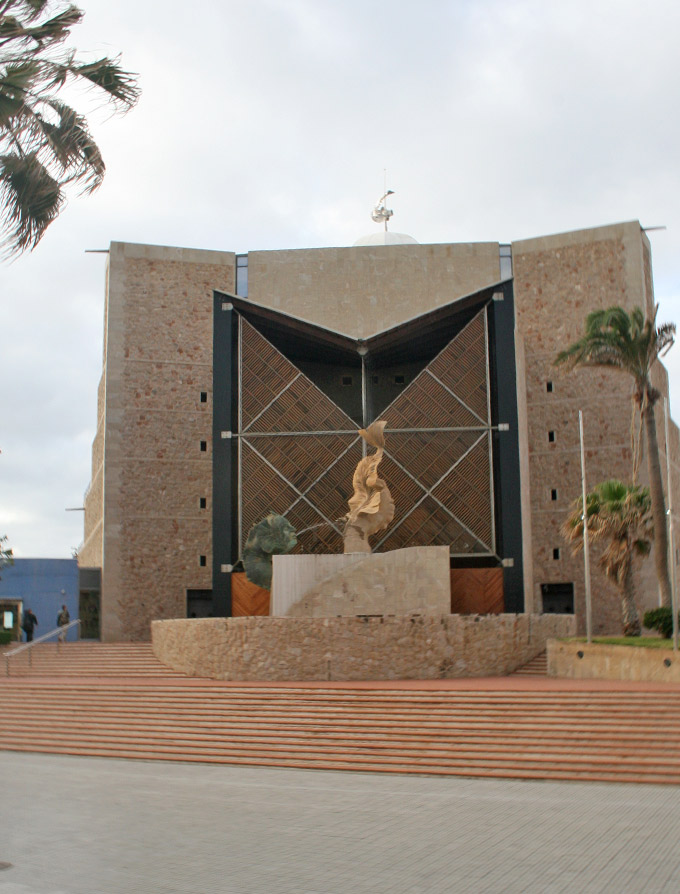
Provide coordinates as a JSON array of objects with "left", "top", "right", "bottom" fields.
[
  {"left": 343, "top": 420, "right": 395, "bottom": 553},
  {"left": 243, "top": 513, "right": 298, "bottom": 589}
]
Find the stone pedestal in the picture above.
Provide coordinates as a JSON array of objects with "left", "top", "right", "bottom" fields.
[{"left": 270, "top": 546, "right": 451, "bottom": 618}]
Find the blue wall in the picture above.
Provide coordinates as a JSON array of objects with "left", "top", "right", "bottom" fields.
[{"left": 0, "top": 559, "right": 79, "bottom": 642}]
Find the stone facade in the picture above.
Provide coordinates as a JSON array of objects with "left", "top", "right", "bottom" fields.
[
  {"left": 81, "top": 243, "right": 235, "bottom": 641},
  {"left": 513, "top": 222, "right": 680, "bottom": 632},
  {"left": 82, "top": 221, "right": 679, "bottom": 642},
  {"left": 152, "top": 613, "right": 575, "bottom": 681}
]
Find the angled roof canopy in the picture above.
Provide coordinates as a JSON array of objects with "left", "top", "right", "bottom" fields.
[{"left": 214, "top": 279, "right": 511, "bottom": 368}]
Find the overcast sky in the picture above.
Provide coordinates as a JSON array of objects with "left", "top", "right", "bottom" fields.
[{"left": 2, "top": 0, "right": 679, "bottom": 558}]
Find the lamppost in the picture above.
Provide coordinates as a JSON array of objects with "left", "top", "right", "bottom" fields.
[
  {"left": 664, "top": 399, "right": 678, "bottom": 652},
  {"left": 579, "top": 410, "right": 593, "bottom": 644}
]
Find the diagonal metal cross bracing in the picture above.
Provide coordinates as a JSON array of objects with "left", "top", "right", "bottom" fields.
[
  {"left": 236, "top": 305, "right": 496, "bottom": 557},
  {"left": 373, "top": 433, "right": 494, "bottom": 554},
  {"left": 242, "top": 440, "right": 348, "bottom": 543},
  {"left": 425, "top": 369, "right": 488, "bottom": 426},
  {"left": 242, "top": 373, "right": 303, "bottom": 434},
  {"left": 282, "top": 435, "right": 362, "bottom": 519},
  {"left": 375, "top": 310, "right": 490, "bottom": 428}
]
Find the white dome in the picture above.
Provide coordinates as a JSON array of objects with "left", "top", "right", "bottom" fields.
[{"left": 353, "top": 231, "right": 419, "bottom": 247}]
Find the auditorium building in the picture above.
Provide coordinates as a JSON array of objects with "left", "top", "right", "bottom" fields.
[{"left": 78, "top": 219, "right": 679, "bottom": 641}]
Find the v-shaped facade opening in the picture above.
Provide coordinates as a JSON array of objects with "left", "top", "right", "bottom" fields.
[{"left": 212, "top": 282, "right": 524, "bottom": 613}]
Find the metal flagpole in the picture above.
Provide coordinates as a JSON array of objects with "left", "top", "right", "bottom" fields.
[
  {"left": 579, "top": 410, "right": 593, "bottom": 643},
  {"left": 664, "top": 398, "right": 678, "bottom": 652}
]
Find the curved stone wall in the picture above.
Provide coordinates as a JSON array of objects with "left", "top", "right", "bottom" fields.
[{"left": 151, "top": 613, "right": 575, "bottom": 682}]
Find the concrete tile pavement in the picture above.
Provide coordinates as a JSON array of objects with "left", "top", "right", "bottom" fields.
[{"left": 1, "top": 752, "right": 679, "bottom": 894}]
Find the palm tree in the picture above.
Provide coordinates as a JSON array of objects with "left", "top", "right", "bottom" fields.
[
  {"left": 0, "top": 0, "right": 140, "bottom": 256},
  {"left": 555, "top": 306, "right": 675, "bottom": 607},
  {"left": 0, "top": 533, "right": 12, "bottom": 579},
  {"left": 563, "top": 480, "right": 652, "bottom": 636}
]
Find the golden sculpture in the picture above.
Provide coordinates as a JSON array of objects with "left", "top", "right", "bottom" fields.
[{"left": 343, "top": 420, "right": 395, "bottom": 553}]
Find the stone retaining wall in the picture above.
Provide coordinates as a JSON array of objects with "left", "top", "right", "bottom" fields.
[
  {"left": 548, "top": 640, "right": 680, "bottom": 682},
  {"left": 151, "top": 613, "right": 575, "bottom": 681}
]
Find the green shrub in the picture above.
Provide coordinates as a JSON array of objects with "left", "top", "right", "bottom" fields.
[
  {"left": 0, "top": 630, "right": 13, "bottom": 645},
  {"left": 643, "top": 607, "right": 680, "bottom": 639}
]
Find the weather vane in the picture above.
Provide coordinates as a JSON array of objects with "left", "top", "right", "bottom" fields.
[
  {"left": 371, "top": 170, "right": 394, "bottom": 231},
  {"left": 371, "top": 189, "right": 394, "bottom": 231}
]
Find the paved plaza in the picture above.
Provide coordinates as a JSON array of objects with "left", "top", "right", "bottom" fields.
[{"left": 1, "top": 753, "right": 680, "bottom": 893}]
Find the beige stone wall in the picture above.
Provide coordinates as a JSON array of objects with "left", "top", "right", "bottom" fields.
[
  {"left": 247, "top": 242, "right": 501, "bottom": 337},
  {"left": 512, "top": 221, "right": 679, "bottom": 633},
  {"left": 89, "top": 242, "right": 235, "bottom": 641},
  {"left": 152, "top": 613, "right": 575, "bottom": 681},
  {"left": 548, "top": 640, "right": 680, "bottom": 682}
]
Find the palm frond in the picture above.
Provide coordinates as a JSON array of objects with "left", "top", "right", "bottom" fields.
[
  {"left": 0, "top": 58, "right": 41, "bottom": 92},
  {"left": 562, "top": 478, "right": 653, "bottom": 585},
  {"left": 0, "top": 149, "right": 62, "bottom": 254},
  {"left": 555, "top": 305, "right": 675, "bottom": 391},
  {"left": 11, "top": 1, "right": 50, "bottom": 24},
  {"left": 24, "top": 5, "right": 81, "bottom": 47},
  {"left": 37, "top": 98, "right": 104, "bottom": 187},
  {"left": 0, "top": 2, "right": 79, "bottom": 47},
  {"left": 0, "top": 1, "right": 139, "bottom": 255},
  {"left": 71, "top": 56, "right": 140, "bottom": 110}
]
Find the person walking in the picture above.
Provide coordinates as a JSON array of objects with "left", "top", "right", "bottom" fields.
[
  {"left": 22, "top": 609, "right": 38, "bottom": 643},
  {"left": 57, "top": 604, "right": 70, "bottom": 643}
]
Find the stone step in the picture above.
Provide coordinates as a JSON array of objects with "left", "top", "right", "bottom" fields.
[
  {"left": 1, "top": 739, "right": 675, "bottom": 775},
  {"left": 511, "top": 651, "right": 548, "bottom": 675},
  {"left": 2, "top": 721, "right": 679, "bottom": 758},
  {"left": 3, "top": 642, "right": 186, "bottom": 677},
  {"left": 2, "top": 644, "right": 680, "bottom": 783},
  {"left": 2, "top": 739, "right": 678, "bottom": 785}
]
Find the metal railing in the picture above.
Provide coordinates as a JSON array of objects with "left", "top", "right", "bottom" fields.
[{"left": 5, "top": 619, "right": 81, "bottom": 676}]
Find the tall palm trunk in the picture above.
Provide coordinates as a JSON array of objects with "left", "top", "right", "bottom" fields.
[
  {"left": 643, "top": 401, "right": 672, "bottom": 607},
  {"left": 621, "top": 565, "right": 642, "bottom": 636}
]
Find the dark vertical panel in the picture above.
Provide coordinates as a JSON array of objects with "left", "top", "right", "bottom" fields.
[
  {"left": 488, "top": 284, "right": 525, "bottom": 611},
  {"left": 212, "top": 295, "right": 239, "bottom": 617}
]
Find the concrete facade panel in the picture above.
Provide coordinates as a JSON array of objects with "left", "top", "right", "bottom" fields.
[
  {"left": 113, "top": 518, "right": 212, "bottom": 642},
  {"left": 122, "top": 361, "right": 211, "bottom": 412},
  {"left": 116, "top": 459, "right": 210, "bottom": 517},
  {"left": 119, "top": 410, "right": 211, "bottom": 461},
  {"left": 248, "top": 242, "right": 501, "bottom": 338}
]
